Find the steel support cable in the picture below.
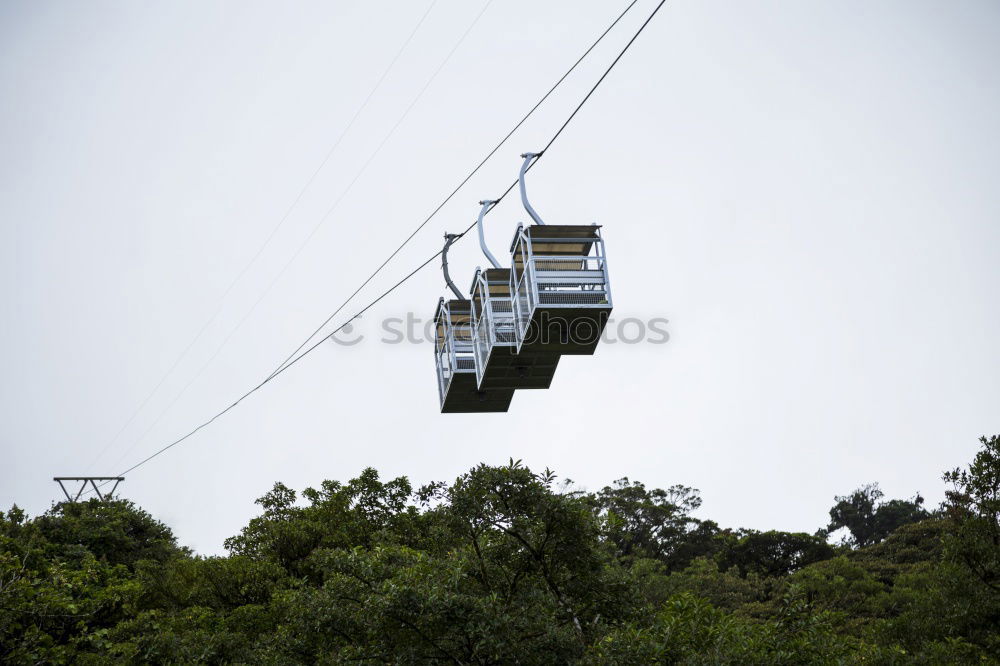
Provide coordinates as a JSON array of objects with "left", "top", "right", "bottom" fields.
[
  {"left": 85, "top": 0, "right": 440, "bottom": 473},
  {"left": 262, "top": 0, "right": 641, "bottom": 382},
  {"left": 112, "top": 250, "right": 443, "bottom": 480},
  {"left": 101, "top": 0, "right": 493, "bottom": 473},
  {"left": 86, "top": 0, "right": 668, "bottom": 492},
  {"left": 455, "top": 0, "right": 668, "bottom": 239}
]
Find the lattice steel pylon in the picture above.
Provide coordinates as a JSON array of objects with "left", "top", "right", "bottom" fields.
[{"left": 53, "top": 477, "right": 124, "bottom": 502}]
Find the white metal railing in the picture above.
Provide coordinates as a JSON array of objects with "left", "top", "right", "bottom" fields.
[
  {"left": 434, "top": 299, "right": 475, "bottom": 407},
  {"left": 434, "top": 303, "right": 451, "bottom": 406},
  {"left": 471, "top": 270, "right": 518, "bottom": 387},
  {"left": 509, "top": 225, "right": 612, "bottom": 350},
  {"left": 511, "top": 236, "right": 535, "bottom": 352},
  {"left": 512, "top": 265, "right": 533, "bottom": 350},
  {"left": 472, "top": 296, "right": 490, "bottom": 388}
]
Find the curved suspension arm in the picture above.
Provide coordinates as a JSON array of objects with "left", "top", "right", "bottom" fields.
[
  {"left": 519, "top": 152, "right": 545, "bottom": 226},
  {"left": 476, "top": 200, "right": 501, "bottom": 269},
  {"left": 441, "top": 233, "right": 464, "bottom": 300}
]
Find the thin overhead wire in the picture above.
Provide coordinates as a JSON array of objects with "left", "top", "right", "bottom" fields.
[
  {"left": 100, "top": 0, "right": 492, "bottom": 472},
  {"left": 85, "top": 0, "right": 440, "bottom": 473},
  {"left": 87, "top": 0, "right": 668, "bottom": 493},
  {"left": 114, "top": 250, "right": 444, "bottom": 480}
]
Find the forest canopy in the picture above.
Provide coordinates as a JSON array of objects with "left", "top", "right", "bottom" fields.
[{"left": 2, "top": 435, "right": 998, "bottom": 664}]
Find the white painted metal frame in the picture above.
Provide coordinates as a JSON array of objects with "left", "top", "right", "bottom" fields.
[
  {"left": 510, "top": 224, "right": 613, "bottom": 353},
  {"left": 433, "top": 298, "right": 475, "bottom": 408},
  {"left": 470, "top": 269, "right": 517, "bottom": 389}
]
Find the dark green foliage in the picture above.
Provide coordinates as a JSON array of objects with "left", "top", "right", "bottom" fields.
[
  {"left": 0, "top": 499, "right": 173, "bottom": 664},
  {"left": 848, "top": 518, "right": 947, "bottom": 584},
  {"left": 590, "top": 478, "right": 712, "bottom": 570},
  {"left": 645, "top": 556, "right": 770, "bottom": 612},
  {"left": 585, "top": 592, "right": 857, "bottom": 665},
  {"left": 34, "top": 498, "right": 182, "bottom": 568},
  {"left": 2, "top": 437, "right": 999, "bottom": 664},
  {"left": 267, "top": 462, "right": 636, "bottom": 663},
  {"left": 943, "top": 435, "right": 1000, "bottom": 591},
  {"left": 717, "top": 530, "right": 837, "bottom": 578},
  {"left": 826, "top": 482, "right": 929, "bottom": 548},
  {"left": 223, "top": 469, "right": 420, "bottom": 578}
]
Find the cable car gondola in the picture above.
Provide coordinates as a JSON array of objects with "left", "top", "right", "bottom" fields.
[
  {"left": 469, "top": 201, "right": 560, "bottom": 391},
  {"left": 510, "top": 153, "right": 613, "bottom": 355},
  {"left": 433, "top": 235, "right": 514, "bottom": 413}
]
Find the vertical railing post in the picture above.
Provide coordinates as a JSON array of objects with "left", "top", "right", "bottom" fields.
[
  {"left": 485, "top": 275, "right": 496, "bottom": 348},
  {"left": 525, "top": 228, "right": 537, "bottom": 312},
  {"left": 598, "top": 230, "right": 613, "bottom": 308},
  {"left": 446, "top": 307, "right": 456, "bottom": 376}
]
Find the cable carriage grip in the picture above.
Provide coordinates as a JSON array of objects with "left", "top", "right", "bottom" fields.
[
  {"left": 519, "top": 152, "right": 545, "bottom": 226},
  {"left": 476, "top": 200, "right": 501, "bottom": 269},
  {"left": 440, "top": 232, "right": 464, "bottom": 301}
]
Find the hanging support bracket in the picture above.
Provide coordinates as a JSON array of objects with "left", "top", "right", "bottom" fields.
[
  {"left": 441, "top": 233, "right": 465, "bottom": 301},
  {"left": 476, "top": 200, "right": 501, "bottom": 269},
  {"left": 519, "top": 152, "right": 546, "bottom": 226}
]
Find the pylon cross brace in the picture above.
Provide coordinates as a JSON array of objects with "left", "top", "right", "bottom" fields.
[{"left": 53, "top": 477, "right": 124, "bottom": 502}]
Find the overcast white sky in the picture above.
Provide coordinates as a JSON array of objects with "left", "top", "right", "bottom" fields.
[{"left": 2, "top": 0, "right": 998, "bottom": 554}]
